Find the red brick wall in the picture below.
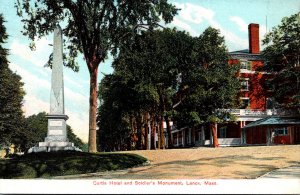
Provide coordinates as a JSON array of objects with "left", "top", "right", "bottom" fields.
[{"left": 229, "top": 59, "right": 274, "bottom": 110}]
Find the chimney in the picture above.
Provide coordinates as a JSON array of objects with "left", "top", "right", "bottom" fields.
[{"left": 248, "top": 23, "right": 260, "bottom": 54}]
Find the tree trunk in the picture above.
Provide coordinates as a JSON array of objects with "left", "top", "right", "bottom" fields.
[
  {"left": 210, "top": 122, "right": 219, "bottom": 148},
  {"left": 165, "top": 116, "right": 173, "bottom": 148},
  {"left": 88, "top": 66, "right": 98, "bottom": 153},
  {"left": 136, "top": 115, "right": 142, "bottom": 150},
  {"left": 130, "top": 115, "right": 136, "bottom": 150},
  {"left": 147, "top": 114, "right": 152, "bottom": 150},
  {"left": 147, "top": 119, "right": 152, "bottom": 150},
  {"left": 157, "top": 118, "right": 161, "bottom": 149},
  {"left": 160, "top": 115, "right": 165, "bottom": 149},
  {"left": 152, "top": 121, "right": 156, "bottom": 150},
  {"left": 144, "top": 122, "right": 149, "bottom": 150}
]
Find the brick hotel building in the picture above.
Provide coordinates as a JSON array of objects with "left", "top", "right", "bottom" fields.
[{"left": 170, "top": 23, "right": 300, "bottom": 147}]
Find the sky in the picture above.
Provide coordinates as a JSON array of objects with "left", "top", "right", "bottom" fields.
[{"left": 0, "top": 0, "right": 299, "bottom": 143}]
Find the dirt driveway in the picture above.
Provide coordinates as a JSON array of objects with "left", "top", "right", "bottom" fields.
[
  {"left": 57, "top": 145, "right": 300, "bottom": 179},
  {"left": 115, "top": 145, "right": 300, "bottom": 179}
]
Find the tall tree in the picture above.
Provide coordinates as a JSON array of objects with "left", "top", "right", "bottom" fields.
[
  {"left": 174, "top": 27, "right": 239, "bottom": 147},
  {"left": 0, "top": 13, "right": 26, "bottom": 152},
  {"left": 97, "top": 74, "right": 134, "bottom": 151},
  {"left": 262, "top": 13, "right": 300, "bottom": 113},
  {"left": 112, "top": 28, "right": 194, "bottom": 149},
  {"left": 16, "top": 0, "right": 178, "bottom": 152}
]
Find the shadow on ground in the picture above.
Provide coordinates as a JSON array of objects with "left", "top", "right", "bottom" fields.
[{"left": 0, "top": 151, "right": 147, "bottom": 179}]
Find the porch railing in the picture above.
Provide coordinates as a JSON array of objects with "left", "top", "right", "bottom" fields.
[{"left": 218, "top": 109, "right": 278, "bottom": 116}]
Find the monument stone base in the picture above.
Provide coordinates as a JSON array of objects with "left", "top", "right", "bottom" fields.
[
  {"left": 28, "top": 141, "right": 81, "bottom": 153},
  {"left": 28, "top": 114, "right": 82, "bottom": 153}
]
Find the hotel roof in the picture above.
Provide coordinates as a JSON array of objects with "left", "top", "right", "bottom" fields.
[
  {"left": 229, "top": 49, "right": 264, "bottom": 61},
  {"left": 242, "top": 116, "right": 300, "bottom": 129}
]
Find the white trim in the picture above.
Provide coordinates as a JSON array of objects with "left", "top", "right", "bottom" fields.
[
  {"left": 240, "top": 97, "right": 250, "bottom": 99},
  {"left": 239, "top": 69, "right": 271, "bottom": 74},
  {"left": 171, "top": 128, "right": 184, "bottom": 134}
]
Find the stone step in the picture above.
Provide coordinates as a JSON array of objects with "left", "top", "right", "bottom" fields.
[{"left": 39, "top": 141, "right": 74, "bottom": 147}]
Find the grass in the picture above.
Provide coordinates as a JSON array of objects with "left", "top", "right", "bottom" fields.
[{"left": 0, "top": 151, "right": 148, "bottom": 179}]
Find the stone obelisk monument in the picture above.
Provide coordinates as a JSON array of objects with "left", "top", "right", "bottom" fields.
[
  {"left": 45, "top": 25, "right": 69, "bottom": 144},
  {"left": 29, "top": 26, "right": 81, "bottom": 153}
]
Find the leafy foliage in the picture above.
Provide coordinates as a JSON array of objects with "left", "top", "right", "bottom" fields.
[
  {"left": 262, "top": 13, "right": 300, "bottom": 112},
  {"left": 0, "top": 13, "right": 26, "bottom": 151},
  {"left": 15, "top": 0, "right": 178, "bottom": 71},
  {"left": 97, "top": 74, "right": 133, "bottom": 151},
  {"left": 98, "top": 27, "right": 239, "bottom": 150},
  {"left": 98, "top": 28, "right": 194, "bottom": 150},
  {"left": 174, "top": 27, "right": 239, "bottom": 128}
]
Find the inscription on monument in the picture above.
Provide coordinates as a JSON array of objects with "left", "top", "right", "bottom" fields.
[
  {"left": 49, "top": 121, "right": 63, "bottom": 126},
  {"left": 49, "top": 130, "right": 63, "bottom": 135}
]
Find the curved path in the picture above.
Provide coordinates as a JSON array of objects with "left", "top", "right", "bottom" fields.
[{"left": 258, "top": 165, "right": 300, "bottom": 179}]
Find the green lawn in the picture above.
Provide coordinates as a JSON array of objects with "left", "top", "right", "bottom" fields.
[{"left": 0, "top": 151, "right": 147, "bottom": 179}]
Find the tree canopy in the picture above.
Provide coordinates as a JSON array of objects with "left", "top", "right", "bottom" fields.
[
  {"left": 262, "top": 13, "right": 300, "bottom": 112},
  {"left": 98, "top": 27, "right": 239, "bottom": 150},
  {"left": 175, "top": 27, "right": 239, "bottom": 126},
  {"left": 98, "top": 28, "right": 193, "bottom": 150},
  {"left": 0, "top": 13, "right": 26, "bottom": 152},
  {"left": 174, "top": 27, "right": 239, "bottom": 147},
  {"left": 16, "top": 0, "right": 178, "bottom": 152}
]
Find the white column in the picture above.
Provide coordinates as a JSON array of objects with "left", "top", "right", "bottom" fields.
[
  {"left": 267, "top": 127, "right": 271, "bottom": 146},
  {"left": 193, "top": 129, "right": 196, "bottom": 144},
  {"left": 201, "top": 126, "right": 205, "bottom": 145},
  {"left": 210, "top": 126, "right": 213, "bottom": 146},
  {"left": 215, "top": 123, "right": 218, "bottom": 146},
  {"left": 241, "top": 129, "right": 246, "bottom": 145},
  {"left": 148, "top": 121, "right": 151, "bottom": 150}
]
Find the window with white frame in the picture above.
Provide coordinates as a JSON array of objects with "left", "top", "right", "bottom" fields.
[
  {"left": 240, "top": 98, "right": 250, "bottom": 109},
  {"left": 240, "top": 78, "right": 249, "bottom": 91},
  {"left": 219, "top": 126, "right": 227, "bottom": 138},
  {"left": 274, "top": 127, "right": 288, "bottom": 136},
  {"left": 240, "top": 61, "right": 252, "bottom": 70}
]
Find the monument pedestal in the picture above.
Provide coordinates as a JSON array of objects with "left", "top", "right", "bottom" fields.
[
  {"left": 45, "top": 114, "right": 69, "bottom": 142},
  {"left": 28, "top": 114, "right": 82, "bottom": 153}
]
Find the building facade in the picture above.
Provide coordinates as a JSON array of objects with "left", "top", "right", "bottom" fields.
[{"left": 170, "top": 23, "right": 300, "bottom": 147}]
